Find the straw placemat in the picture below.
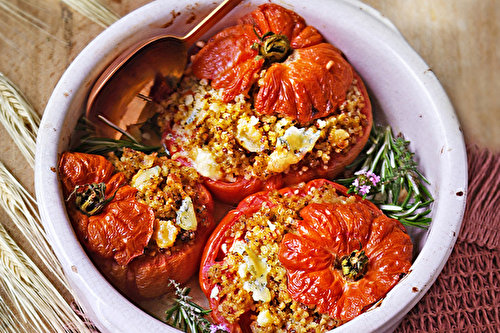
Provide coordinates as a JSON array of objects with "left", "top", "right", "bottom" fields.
[{"left": 396, "top": 144, "right": 500, "bottom": 333}]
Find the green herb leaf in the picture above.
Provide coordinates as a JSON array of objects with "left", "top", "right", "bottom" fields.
[
  {"left": 73, "top": 116, "right": 165, "bottom": 156},
  {"left": 165, "top": 280, "right": 229, "bottom": 333},
  {"left": 337, "top": 125, "right": 434, "bottom": 228}
]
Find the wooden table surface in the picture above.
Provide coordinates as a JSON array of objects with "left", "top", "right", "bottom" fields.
[{"left": 0, "top": 0, "right": 498, "bottom": 329}]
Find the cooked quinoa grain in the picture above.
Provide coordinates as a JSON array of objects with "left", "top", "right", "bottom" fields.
[
  {"left": 107, "top": 148, "right": 207, "bottom": 251},
  {"left": 158, "top": 74, "right": 367, "bottom": 182},
  {"left": 207, "top": 183, "right": 355, "bottom": 332}
]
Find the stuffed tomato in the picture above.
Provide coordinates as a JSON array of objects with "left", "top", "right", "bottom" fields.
[
  {"left": 199, "top": 179, "right": 413, "bottom": 332},
  {"left": 59, "top": 149, "right": 215, "bottom": 300},
  {"left": 158, "top": 4, "right": 372, "bottom": 204}
]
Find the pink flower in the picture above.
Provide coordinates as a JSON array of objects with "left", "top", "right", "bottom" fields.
[
  {"left": 359, "top": 184, "right": 371, "bottom": 195},
  {"left": 367, "top": 171, "right": 381, "bottom": 186},
  {"left": 210, "top": 323, "right": 230, "bottom": 333},
  {"left": 351, "top": 170, "right": 380, "bottom": 197}
]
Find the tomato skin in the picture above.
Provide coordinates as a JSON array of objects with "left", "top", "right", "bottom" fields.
[
  {"left": 93, "top": 181, "right": 216, "bottom": 299},
  {"left": 278, "top": 197, "right": 413, "bottom": 322},
  {"left": 199, "top": 179, "right": 412, "bottom": 330},
  {"left": 202, "top": 173, "right": 283, "bottom": 205},
  {"left": 280, "top": 72, "right": 372, "bottom": 186},
  {"left": 59, "top": 152, "right": 216, "bottom": 300},
  {"left": 192, "top": 4, "right": 361, "bottom": 125},
  {"left": 59, "top": 152, "right": 154, "bottom": 266}
]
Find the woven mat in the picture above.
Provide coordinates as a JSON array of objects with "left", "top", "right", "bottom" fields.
[{"left": 396, "top": 144, "right": 500, "bottom": 333}]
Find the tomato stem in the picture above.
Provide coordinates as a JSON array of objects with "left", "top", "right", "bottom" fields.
[
  {"left": 341, "top": 248, "right": 369, "bottom": 281},
  {"left": 252, "top": 29, "right": 291, "bottom": 64},
  {"left": 67, "top": 182, "right": 118, "bottom": 216}
]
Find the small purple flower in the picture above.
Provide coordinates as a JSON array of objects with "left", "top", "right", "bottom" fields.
[
  {"left": 366, "top": 171, "right": 381, "bottom": 186},
  {"left": 359, "top": 184, "right": 371, "bottom": 195},
  {"left": 351, "top": 170, "right": 381, "bottom": 197},
  {"left": 210, "top": 323, "right": 230, "bottom": 333}
]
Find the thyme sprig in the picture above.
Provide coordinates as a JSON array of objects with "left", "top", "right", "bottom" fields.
[
  {"left": 337, "top": 125, "right": 434, "bottom": 228},
  {"left": 165, "top": 280, "right": 229, "bottom": 333}
]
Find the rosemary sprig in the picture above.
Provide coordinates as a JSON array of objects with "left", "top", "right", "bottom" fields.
[
  {"left": 165, "top": 280, "right": 228, "bottom": 333},
  {"left": 73, "top": 116, "right": 164, "bottom": 156},
  {"left": 337, "top": 125, "right": 434, "bottom": 228},
  {"left": 75, "top": 136, "right": 162, "bottom": 155}
]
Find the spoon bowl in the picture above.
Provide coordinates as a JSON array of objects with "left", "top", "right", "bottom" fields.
[{"left": 86, "top": 0, "right": 242, "bottom": 139}]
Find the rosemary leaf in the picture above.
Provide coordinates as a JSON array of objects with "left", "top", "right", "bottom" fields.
[
  {"left": 75, "top": 136, "right": 162, "bottom": 155},
  {"left": 166, "top": 280, "right": 229, "bottom": 333},
  {"left": 337, "top": 125, "right": 434, "bottom": 228}
]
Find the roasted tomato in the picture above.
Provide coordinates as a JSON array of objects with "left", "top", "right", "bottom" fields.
[
  {"left": 192, "top": 3, "right": 354, "bottom": 124},
  {"left": 59, "top": 150, "right": 216, "bottom": 299},
  {"left": 160, "top": 4, "right": 372, "bottom": 205},
  {"left": 199, "top": 179, "right": 412, "bottom": 332}
]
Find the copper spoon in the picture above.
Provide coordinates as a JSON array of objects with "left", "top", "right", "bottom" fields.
[{"left": 86, "top": 0, "right": 242, "bottom": 139}]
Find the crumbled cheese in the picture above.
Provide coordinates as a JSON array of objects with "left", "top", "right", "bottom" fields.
[
  {"left": 231, "top": 240, "right": 271, "bottom": 303},
  {"left": 236, "top": 116, "right": 265, "bottom": 152},
  {"left": 267, "top": 221, "right": 276, "bottom": 232},
  {"left": 192, "top": 147, "right": 223, "bottom": 180},
  {"left": 175, "top": 196, "right": 197, "bottom": 231},
  {"left": 238, "top": 262, "right": 248, "bottom": 279},
  {"left": 158, "top": 75, "right": 366, "bottom": 184},
  {"left": 257, "top": 309, "right": 274, "bottom": 327},
  {"left": 267, "top": 126, "right": 321, "bottom": 172},
  {"left": 210, "top": 284, "right": 220, "bottom": 300},
  {"left": 153, "top": 219, "right": 178, "bottom": 248},
  {"left": 130, "top": 166, "right": 160, "bottom": 191},
  {"left": 230, "top": 239, "right": 246, "bottom": 255}
]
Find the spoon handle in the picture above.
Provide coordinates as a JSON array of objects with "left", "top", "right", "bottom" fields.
[{"left": 183, "top": 0, "right": 242, "bottom": 44}]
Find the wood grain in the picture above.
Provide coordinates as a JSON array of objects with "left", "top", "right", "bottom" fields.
[{"left": 363, "top": 0, "right": 500, "bottom": 150}]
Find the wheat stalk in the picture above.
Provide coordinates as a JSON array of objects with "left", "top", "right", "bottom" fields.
[
  {"left": 0, "top": 0, "right": 68, "bottom": 47},
  {"left": 0, "top": 73, "right": 64, "bottom": 286},
  {"left": 0, "top": 293, "right": 26, "bottom": 333},
  {"left": 0, "top": 161, "right": 72, "bottom": 292},
  {"left": 0, "top": 72, "right": 39, "bottom": 168},
  {"left": 0, "top": 222, "right": 94, "bottom": 333},
  {"left": 62, "top": 0, "right": 120, "bottom": 28},
  {"left": 0, "top": 71, "right": 97, "bottom": 331}
]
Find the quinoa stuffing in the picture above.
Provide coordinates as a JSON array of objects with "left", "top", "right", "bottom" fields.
[
  {"left": 158, "top": 72, "right": 368, "bottom": 183},
  {"left": 107, "top": 148, "right": 208, "bottom": 251},
  {"left": 205, "top": 182, "right": 355, "bottom": 332}
]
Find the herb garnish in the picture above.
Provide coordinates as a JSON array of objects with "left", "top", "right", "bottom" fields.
[
  {"left": 165, "top": 280, "right": 229, "bottom": 333},
  {"left": 73, "top": 116, "right": 164, "bottom": 156},
  {"left": 337, "top": 125, "right": 434, "bottom": 228}
]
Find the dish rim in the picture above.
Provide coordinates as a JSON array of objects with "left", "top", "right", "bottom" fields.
[{"left": 34, "top": 0, "right": 468, "bottom": 332}]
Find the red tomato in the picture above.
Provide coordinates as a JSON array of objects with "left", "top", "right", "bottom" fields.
[
  {"left": 163, "top": 4, "right": 372, "bottom": 205},
  {"left": 59, "top": 152, "right": 153, "bottom": 266},
  {"left": 199, "top": 179, "right": 413, "bottom": 331},
  {"left": 59, "top": 151, "right": 215, "bottom": 299},
  {"left": 192, "top": 3, "right": 357, "bottom": 125}
]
